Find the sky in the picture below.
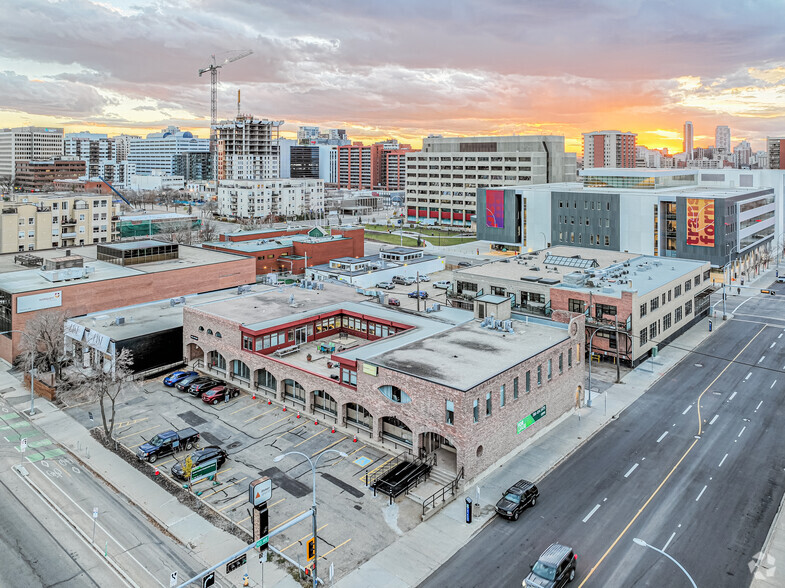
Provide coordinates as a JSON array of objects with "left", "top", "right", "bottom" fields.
[{"left": 2, "top": 0, "right": 785, "bottom": 155}]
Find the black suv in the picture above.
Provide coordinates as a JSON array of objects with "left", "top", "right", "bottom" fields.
[
  {"left": 495, "top": 479, "right": 539, "bottom": 521},
  {"left": 171, "top": 446, "right": 228, "bottom": 481},
  {"left": 523, "top": 543, "right": 577, "bottom": 587},
  {"left": 174, "top": 373, "right": 203, "bottom": 391},
  {"left": 187, "top": 378, "right": 222, "bottom": 397}
]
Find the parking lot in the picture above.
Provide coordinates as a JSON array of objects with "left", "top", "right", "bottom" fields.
[
  {"left": 65, "top": 378, "right": 424, "bottom": 581},
  {"left": 379, "top": 268, "right": 456, "bottom": 312}
]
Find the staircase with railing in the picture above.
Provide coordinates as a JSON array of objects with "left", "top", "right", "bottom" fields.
[{"left": 421, "top": 466, "right": 464, "bottom": 520}]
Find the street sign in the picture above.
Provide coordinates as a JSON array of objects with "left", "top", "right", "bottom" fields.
[
  {"left": 226, "top": 553, "right": 247, "bottom": 573},
  {"left": 190, "top": 458, "right": 218, "bottom": 484},
  {"left": 307, "top": 537, "right": 316, "bottom": 561},
  {"left": 20, "top": 437, "right": 27, "bottom": 452},
  {"left": 169, "top": 571, "right": 177, "bottom": 588},
  {"left": 255, "top": 535, "right": 269, "bottom": 548},
  {"left": 249, "top": 477, "right": 272, "bottom": 507},
  {"left": 201, "top": 571, "right": 215, "bottom": 588}
]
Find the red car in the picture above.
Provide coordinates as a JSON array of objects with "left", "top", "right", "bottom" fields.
[
  {"left": 202, "top": 385, "right": 241, "bottom": 405},
  {"left": 388, "top": 298, "right": 401, "bottom": 306}
]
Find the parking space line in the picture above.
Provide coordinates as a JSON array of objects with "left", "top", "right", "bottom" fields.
[
  {"left": 318, "top": 538, "right": 351, "bottom": 561},
  {"left": 275, "top": 424, "right": 306, "bottom": 441},
  {"left": 259, "top": 415, "right": 292, "bottom": 432},
  {"left": 217, "top": 496, "right": 247, "bottom": 512},
  {"left": 280, "top": 525, "right": 329, "bottom": 553},
  {"left": 203, "top": 476, "right": 247, "bottom": 497},
  {"left": 245, "top": 407, "right": 279, "bottom": 423},
  {"left": 292, "top": 428, "right": 326, "bottom": 448},
  {"left": 115, "top": 416, "right": 149, "bottom": 429},
  {"left": 332, "top": 444, "right": 366, "bottom": 466},
  {"left": 268, "top": 498, "right": 285, "bottom": 509},
  {"left": 193, "top": 468, "right": 234, "bottom": 486},
  {"left": 311, "top": 436, "right": 348, "bottom": 458},
  {"left": 117, "top": 424, "right": 158, "bottom": 441},
  {"left": 358, "top": 454, "right": 396, "bottom": 480},
  {"left": 270, "top": 510, "right": 308, "bottom": 533}
]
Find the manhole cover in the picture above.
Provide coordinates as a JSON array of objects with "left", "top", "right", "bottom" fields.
[
  {"left": 694, "top": 363, "right": 703, "bottom": 368},
  {"left": 226, "top": 441, "right": 242, "bottom": 450}
]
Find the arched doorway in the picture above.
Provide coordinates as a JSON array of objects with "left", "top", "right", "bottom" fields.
[
  {"left": 187, "top": 343, "right": 203, "bottom": 364},
  {"left": 230, "top": 359, "right": 250, "bottom": 384},
  {"left": 420, "top": 432, "right": 457, "bottom": 474},
  {"left": 255, "top": 368, "right": 277, "bottom": 393},
  {"left": 207, "top": 350, "right": 226, "bottom": 374}
]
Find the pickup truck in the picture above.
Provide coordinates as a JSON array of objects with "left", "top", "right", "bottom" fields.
[{"left": 136, "top": 428, "right": 200, "bottom": 463}]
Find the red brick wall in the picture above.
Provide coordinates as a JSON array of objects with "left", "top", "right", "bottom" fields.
[{"left": 1, "top": 256, "right": 256, "bottom": 363}]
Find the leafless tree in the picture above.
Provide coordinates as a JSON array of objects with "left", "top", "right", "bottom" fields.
[
  {"left": 60, "top": 348, "right": 134, "bottom": 439},
  {"left": 201, "top": 200, "right": 218, "bottom": 218},
  {"left": 0, "top": 174, "right": 16, "bottom": 194},
  {"left": 17, "top": 310, "right": 68, "bottom": 379},
  {"left": 197, "top": 218, "right": 219, "bottom": 242}
]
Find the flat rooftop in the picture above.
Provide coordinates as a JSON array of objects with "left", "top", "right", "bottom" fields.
[
  {"left": 453, "top": 246, "right": 638, "bottom": 287},
  {"left": 370, "top": 317, "right": 569, "bottom": 390},
  {"left": 204, "top": 234, "right": 348, "bottom": 253},
  {"left": 311, "top": 253, "right": 442, "bottom": 278},
  {"left": 119, "top": 212, "right": 196, "bottom": 222},
  {"left": 222, "top": 224, "right": 359, "bottom": 238},
  {"left": 0, "top": 242, "right": 247, "bottom": 294}
]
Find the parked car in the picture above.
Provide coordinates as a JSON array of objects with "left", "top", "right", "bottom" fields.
[
  {"left": 202, "top": 385, "right": 241, "bottom": 405},
  {"left": 777, "top": 276, "right": 785, "bottom": 283},
  {"left": 136, "top": 429, "right": 200, "bottom": 463},
  {"left": 418, "top": 274, "right": 431, "bottom": 282},
  {"left": 433, "top": 280, "right": 451, "bottom": 289},
  {"left": 392, "top": 275, "right": 416, "bottom": 285},
  {"left": 495, "top": 479, "right": 539, "bottom": 520},
  {"left": 174, "top": 373, "right": 203, "bottom": 391},
  {"left": 523, "top": 543, "right": 577, "bottom": 587},
  {"left": 408, "top": 290, "right": 428, "bottom": 299},
  {"left": 388, "top": 298, "right": 401, "bottom": 307},
  {"left": 163, "top": 370, "right": 198, "bottom": 387},
  {"left": 376, "top": 281, "right": 395, "bottom": 290},
  {"left": 188, "top": 379, "right": 223, "bottom": 397},
  {"left": 170, "top": 445, "right": 228, "bottom": 481},
  {"left": 458, "top": 261, "right": 472, "bottom": 267}
]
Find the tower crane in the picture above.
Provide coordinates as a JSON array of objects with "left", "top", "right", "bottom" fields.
[{"left": 198, "top": 50, "right": 253, "bottom": 182}]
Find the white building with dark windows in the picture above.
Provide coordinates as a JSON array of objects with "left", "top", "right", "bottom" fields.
[
  {"left": 217, "top": 178, "right": 324, "bottom": 220},
  {"left": 0, "top": 126, "right": 64, "bottom": 179},
  {"left": 128, "top": 127, "right": 208, "bottom": 176}
]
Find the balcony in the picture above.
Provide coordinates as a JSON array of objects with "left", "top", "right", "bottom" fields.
[
  {"left": 61, "top": 218, "right": 77, "bottom": 225},
  {"left": 61, "top": 232, "right": 77, "bottom": 239}
]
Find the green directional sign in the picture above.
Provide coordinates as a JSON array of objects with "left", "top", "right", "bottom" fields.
[
  {"left": 190, "top": 459, "right": 218, "bottom": 483},
  {"left": 256, "top": 535, "right": 269, "bottom": 548},
  {"left": 517, "top": 405, "right": 546, "bottom": 434}
]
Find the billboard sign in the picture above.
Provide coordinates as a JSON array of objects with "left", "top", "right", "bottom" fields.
[
  {"left": 84, "top": 330, "right": 111, "bottom": 353},
  {"left": 249, "top": 477, "right": 273, "bottom": 507},
  {"left": 517, "top": 405, "right": 546, "bottom": 434},
  {"left": 485, "top": 190, "right": 505, "bottom": 229},
  {"left": 64, "top": 320, "right": 85, "bottom": 341},
  {"left": 16, "top": 290, "right": 62, "bottom": 313},
  {"left": 686, "top": 198, "right": 715, "bottom": 247}
]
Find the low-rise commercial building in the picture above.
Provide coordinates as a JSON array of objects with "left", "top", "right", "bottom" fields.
[
  {"left": 182, "top": 285, "right": 584, "bottom": 479},
  {"left": 0, "top": 240, "right": 255, "bottom": 363},
  {"left": 14, "top": 159, "right": 86, "bottom": 190},
  {"left": 309, "top": 247, "right": 445, "bottom": 288}
]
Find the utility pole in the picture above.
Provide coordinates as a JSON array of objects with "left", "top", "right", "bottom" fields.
[
  {"left": 416, "top": 272, "right": 421, "bottom": 312},
  {"left": 615, "top": 314, "right": 621, "bottom": 384}
]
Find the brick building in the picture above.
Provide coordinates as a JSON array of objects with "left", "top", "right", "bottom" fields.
[
  {"left": 182, "top": 287, "right": 584, "bottom": 480},
  {"left": 14, "top": 159, "right": 86, "bottom": 190},
  {"left": 336, "top": 140, "right": 414, "bottom": 190},
  {"left": 0, "top": 240, "right": 255, "bottom": 363},
  {"left": 203, "top": 225, "right": 364, "bottom": 275}
]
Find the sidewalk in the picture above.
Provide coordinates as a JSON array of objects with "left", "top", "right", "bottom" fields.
[
  {"left": 0, "top": 367, "right": 299, "bottom": 588},
  {"left": 339, "top": 267, "right": 782, "bottom": 588}
]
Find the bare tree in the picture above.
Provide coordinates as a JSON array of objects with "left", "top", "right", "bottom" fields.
[
  {"left": 61, "top": 348, "right": 134, "bottom": 439},
  {"left": 17, "top": 310, "right": 68, "bottom": 379},
  {"left": 0, "top": 174, "right": 16, "bottom": 195},
  {"left": 201, "top": 199, "right": 218, "bottom": 218},
  {"left": 197, "top": 218, "right": 219, "bottom": 242}
]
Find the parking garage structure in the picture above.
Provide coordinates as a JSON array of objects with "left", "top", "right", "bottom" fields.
[{"left": 182, "top": 285, "right": 585, "bottom": 480}]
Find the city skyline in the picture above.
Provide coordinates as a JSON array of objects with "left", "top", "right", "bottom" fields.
[{"left": 2, "top": 0, "right": 784, "bottom": 154}]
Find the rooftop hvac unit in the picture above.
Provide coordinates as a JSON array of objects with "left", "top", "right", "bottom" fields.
[
  {"left": 237, "top": 285, "right": 252, "bottom": 295},
  {"left": 115, "top": 317, "right": 125, "bottom": 325},
  {"left": 170, "top": 297, "right": 186, "bottom": 306}
]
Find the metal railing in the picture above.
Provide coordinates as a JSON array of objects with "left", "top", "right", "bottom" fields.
[
  {"left": 422, "top": 466, "right": 464, "bottom": 517},
  {"left": 365, "top": 450, "right": 408, "bottom": 488},
  {"left": 373, "top": 453, "right": 435, "bottom": 504}
]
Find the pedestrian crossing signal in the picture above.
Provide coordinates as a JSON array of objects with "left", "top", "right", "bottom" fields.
[
  {"left": 307, "top": 537, "right": 316, "bottom": 561},
  {"left": 761, "top": 289, "right": 776, "bottom": 295}
]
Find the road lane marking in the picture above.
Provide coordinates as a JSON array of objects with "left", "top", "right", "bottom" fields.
[
  {"left": 656, "top": 432, "right": 668, "bottom": 443},
  {"left": 771, "top": 342, "right": 777, "bottom": 349},
  {"left": 728, "top": 391, "right": 737, "bottom": 401},
  {"left": 696, "top": 485, "right": 707, "bottom": 502},
  {"left": 738, "top": 426, "right": 746, "bottom": 438},
  {"left": 582, "top": 504, "right": 601, "bottom": 523},
  {"left": 624, "top": 463, "right": 639, "bottom": 478},
  {"left": 779, "top": 333, "right": 783, "bottom": 339},
  {"left": 745, "top": 372, "right": 752, "bottom": 381},
  {"left": 709, "top": 415, "right": 719, "bottom": 425},
  {"left": 756, "top": 401, "right": 763, "bottom": 411},
  {"left": 771, "top": 380, "right": 777, "bottom": 389},
  {"left": 682, "top": 405, "right": 692, "bottom": 415},
  {"left": 719, "top": 454, "right": 728, "bottom": 467},
  {"left": 663, "top": 532, "right": 676, "bottom": 552},
  {"left": 759, "top": 356, "right": 766, "bottom": 363}
]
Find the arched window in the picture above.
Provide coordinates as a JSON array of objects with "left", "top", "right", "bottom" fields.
[
  {"left": 198, "top": 326, "right": 205, "bottom": 332},
  {"left": 208, "top": 350, "right": 226, "bottom": 371},
  {"left": 215, "top": 331, "right": 222, "bottom": 338},
  {"left": 345, "top": 403, "right": 372, "bottom": 429},
  {"left": 313, "top": 390, "right": 337, "bottom": 415},
  {"left": 231, "top": 359, "right": 250, "bottom": 381},
  {"left": 382, "top": 416, "right": 412, "bottom": 445},
  {"left": 283, "top": 379, "right": 305, "bottom": 402},
  {"left": 207, "top": 328, "right": 213, "bottom": 335},
  {"left": 255, "top": 368, "right": 277, "bottom": 391},
  {"left": 378, "top": 385, "right": 411, "bottom": 404}
]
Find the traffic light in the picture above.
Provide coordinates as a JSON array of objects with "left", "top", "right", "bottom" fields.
[
  {"left": 307, "top": 537, "right": 316, "bottom": 561},
  {"left": 761, "top": 289, "right": 776, "bottom": 296}
]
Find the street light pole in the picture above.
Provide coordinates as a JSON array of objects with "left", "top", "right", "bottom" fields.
[
  {"left": 632, "top": 537, "right": 697, "bottom": 588},
  {"left": 587, "top": 323, "right": 625, "bottom": 409},
  {"left": 0, "top": 329, "right": 37, "bottom": 415},
  {"left": 273, "top": 449, "right": 348, "bottom": 587}
]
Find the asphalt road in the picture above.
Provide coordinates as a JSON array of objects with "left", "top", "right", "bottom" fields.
[{"left": 421, "top": 286, "right": 785, "bottom": 588}]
